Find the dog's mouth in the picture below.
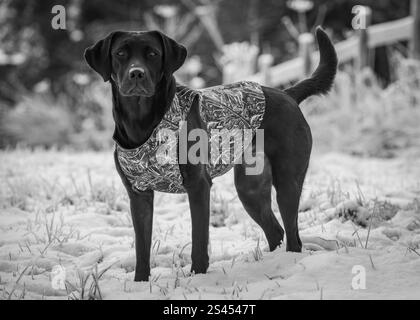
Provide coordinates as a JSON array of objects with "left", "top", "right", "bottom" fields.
[{"left": 121, "top": 83, "right": 155, "bottom": 97}]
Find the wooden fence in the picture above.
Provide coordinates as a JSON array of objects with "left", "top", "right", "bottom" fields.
[{"left": 242, "top": 1, "right": 420, "bottom": 87}]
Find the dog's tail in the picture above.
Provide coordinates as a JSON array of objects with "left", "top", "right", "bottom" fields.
[{"left": 284, "top": 27, "right": 338, "bottom": 105}]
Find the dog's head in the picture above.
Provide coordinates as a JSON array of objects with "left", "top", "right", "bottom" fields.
[{"left": 84, "top": 31, "right": 187, "bottom": 97}]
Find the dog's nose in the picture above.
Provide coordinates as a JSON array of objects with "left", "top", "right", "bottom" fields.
[{"left": 129, "top": 67, "right": 145, "bottom": 79}]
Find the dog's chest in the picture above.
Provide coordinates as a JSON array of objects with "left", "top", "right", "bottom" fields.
[{"left": 116, "top": 81, "right": 266, "bottom": 194}]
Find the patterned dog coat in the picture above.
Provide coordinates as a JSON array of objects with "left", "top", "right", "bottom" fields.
[{"left": 116, "top": 81, "right": 266, "bottom": 193}]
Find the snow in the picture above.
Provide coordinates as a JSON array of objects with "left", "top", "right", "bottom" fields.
[{"left": 0, "top": 149, "right": 419, "bottom": 299}]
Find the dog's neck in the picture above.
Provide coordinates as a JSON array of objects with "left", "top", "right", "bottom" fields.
[{"left": 111, "top": 76, "right": 176, "bottom": 149}]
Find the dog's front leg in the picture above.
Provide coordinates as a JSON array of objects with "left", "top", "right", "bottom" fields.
[
  {"left": 114, "top": 151, "right": 154, "bottom": 281},
  {"left": 128, "top": 190, "right": 154, "bottom": 281},
  {"left": 182, "top": 166, "right": 211, "bottom": 274}
]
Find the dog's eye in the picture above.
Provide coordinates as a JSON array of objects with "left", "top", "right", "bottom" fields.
[
  {"left": 147, "top": 51, "right": 157, "bottom": 58},
  {"left": 116, "top": 50, "right": 126, "bottom": 57}
]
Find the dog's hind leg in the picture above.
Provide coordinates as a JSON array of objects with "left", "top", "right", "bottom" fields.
[
  {"left": 270, "top": 160, "right": 308, "bottom": 252},
  {"left": 234, "top": 154, "right": 284, "bottom": 251},
  {"left": 260, "top": 95, "right": 312, "bottom": 252}
]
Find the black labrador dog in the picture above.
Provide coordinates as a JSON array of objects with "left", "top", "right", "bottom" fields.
[{"left": 84, "top": 27, "right": 337, "bottom": 281}]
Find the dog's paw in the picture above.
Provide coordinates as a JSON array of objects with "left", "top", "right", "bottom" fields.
[
  {"left": 134, "top": 269, "right": 150, "bottom": 282},
  {"left": 191, "top": 262, "right": 209, "bottom": 275}
]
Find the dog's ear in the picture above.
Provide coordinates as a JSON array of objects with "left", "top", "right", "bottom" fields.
[
  {"left": 150, "top": 31, "right": 187, "bottom": 77},
  {"left": 84, "top": 31, "right": 122, "bottom": 82}
]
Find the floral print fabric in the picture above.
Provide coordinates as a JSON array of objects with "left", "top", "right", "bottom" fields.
[{"left": 116, "top": 81, "right": 266, "bottom": 194}]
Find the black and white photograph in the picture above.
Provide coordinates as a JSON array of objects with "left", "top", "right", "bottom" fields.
[{"left": 0, "top": 0, "right": 419, "bottom": 303}]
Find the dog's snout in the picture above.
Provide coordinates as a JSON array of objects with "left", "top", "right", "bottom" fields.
[{"left": 129, "top": 67, "right": 145, "bottom": 79}]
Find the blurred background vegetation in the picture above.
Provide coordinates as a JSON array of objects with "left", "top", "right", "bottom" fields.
[{"left": 0, "top": 0, "right": 418, "bottom": 157}]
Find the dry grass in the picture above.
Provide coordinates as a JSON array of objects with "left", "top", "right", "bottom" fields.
[{"left": 0, "top": 149, "right": 419, "bottom": 299}]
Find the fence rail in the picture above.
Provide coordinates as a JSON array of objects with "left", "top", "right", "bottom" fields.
[{"left": 243, "top": 5, "right": 418, "bottom": 87}]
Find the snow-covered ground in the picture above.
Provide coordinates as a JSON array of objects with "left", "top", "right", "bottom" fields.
[{"left": 0, "top": 149, "right": 419, "bottom": 300}]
